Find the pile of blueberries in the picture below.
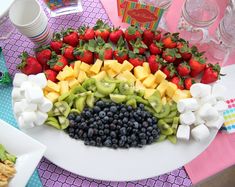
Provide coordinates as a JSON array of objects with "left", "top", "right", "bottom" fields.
[{"left": 66, "top": 100, "right": 160, "bottom": 149}]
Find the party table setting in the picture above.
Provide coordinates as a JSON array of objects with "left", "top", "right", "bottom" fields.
[{"left": 1, "top": 0, "right": 235, "bottom": 187}]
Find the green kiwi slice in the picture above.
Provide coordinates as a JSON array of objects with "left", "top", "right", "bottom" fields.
[
  {"left": 58, "top": 116, "right": 69, "bottom": 130},
  {"left": 54, "top": 101, "right": 70, "bottom": 117},
  {"left": 109, "top": 94, "right": 127, "bottom": 103},
  {"left": 126, "top": 98, "right": 137, "bottom": 108},
  {"left": 95, "top": 80, "right": 116, "bottom": 96},
  {"left": 118, "top": 82, "right": 134, "bottom": 95},
  {"left": 45, "top": 117, "right": 61, "bottom": 129},
  {"left": 82, "top": 78, "right": 96, "bottom": 92},
  {"left": 154, "top": 103, "right": 170, "bottom": 119},
  {"left": 70, "top": 85, "right": 86, "bottom": 94},
  {"left": 167, "top": 135, "right": 177, "bottom": 144},
  {"left": 156, "top": 134, "right": 167, "bottom": 142},
  {"left": 86, "top": 93, "right": 95, "bottom": 108},
  {"left": 147, "top": 91, "right": 162, "bottom": 113},
  {"left": 75, "top": 96, "right": 86, "bottom": 112}
]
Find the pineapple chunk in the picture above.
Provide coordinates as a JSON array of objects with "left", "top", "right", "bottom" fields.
[
  {"left": 60, "top": 81, "right": 69, "bottom": 95},
  {"left": 103, "top": 60, "right": 113, "bottom": 69},
  {"left": 172, "top": 89, "right": 189, "bottom": 102},
  {"left": 135, "top": 79, "right": 145, "bottom": 90},
  {"left": 142, "top": 74, "right": 156, "bottom": 88},
  {"left": 73, "top": 60, "right": 81, "bottom": 76},
  {"left": 107, "top": 69, "right": 118, "bottom": 78},
  {"left": 121, "top": 60, "right": 134, "bottom": 72},
  {"left": 143, "top": 62, "right": 151, "bottom": 74},
  {"left": 144, "top": 89, "right": 156, "bottom": 99},
  {"left": 92, "top": 71, "right": 107, "bottom": 81},
  {"left": 86, "top": 71, "right": 96, "bottom": 77},
  {"left": 56, "top": 72, "right": 64, "bottom": 81},
  {"left": 116, "top": 73, "right": 128, "bottom": 82},
  {"left": 68, "top": 79, "right": 79, "bottom": 88},
  {"left": 122, "top": 70, "right": 136, "bottom": 84},
  {"left": 77, "top": 71, "right": 88, "bottom": 83},
  {"left": 109, "top": 60, "right": 122, "bottom": 73},
  {"left": 43, "top": 90, "right": 48, "bottom": 96},
  {"left": 80, "top": 62, "right": 91, "bottom": 72},
  {"left": 56, "top": 65, "right": 75, "bottom": 81},
  {"left": 156, "top": 80, "right": 168, "bottom": 97},
  {"left": 166, "top": 82, "right": 178, "bottom": 98},
  {"left": 89, "top": 59, "right": 103, "bottom": 74},
  {"left": 161, "top": 97, "right": 167, "bottom": 105},
  {"left": 182, "top": 90, "right": 192, "bottom": 98},
  {"left": 46, "top": 92, "right": 60, "bottom": 103},
  {"left": 155, "top": 70, "right": 167, "bottom": 84},
  {"left": 150, "top": 82, "right": 158, "bottom": 89},
  {"left": 134, "top": 66, "right": 148, "bottom": 81},
  {"left": 45, "top": 80, "right": 60, "bottom": 93}
]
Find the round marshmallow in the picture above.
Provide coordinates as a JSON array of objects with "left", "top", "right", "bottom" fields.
[
  {"left": 38, "top": 98, "right": 53, "bottom": 113},
  {"left": 12, "top": 87, "right": 24, "bottom": 101},
  {"left": 34, "top": 111, "right": 48, "bottom": 126},
  {"left": 180, "top": 111, "right": 196, "bottom": 126},
  {"left": 191, "top": 124, "right": 210, "bottom": 141},
  {"left": 21, "top": 111, "right": 37, "bottom": 124},
  {"left": 13, "top": 73, "right": 28, "bottom": 87},
  {"left": 25, "top": 86, "right": 44, "bottom": 103},
  {"left": 28, "top": 73, "right": 47, "bottom": 88},
  {"left": 177, "top": 98, "right": 199, "bottom": 113},
  {"left": 194, "top": 112, "right": 205, "bottom": 125},
  {"left": 190, "top": 83, "right": 211, "bottom": 98},
  {"left": 18, "top": 116, "right": 35, "bottom": 129},
  {"left": 13, "top": 100, "right": 28, "bottom": 114},
  {"left": 199, "top": 104, "right": 219, "bottom": 122}
]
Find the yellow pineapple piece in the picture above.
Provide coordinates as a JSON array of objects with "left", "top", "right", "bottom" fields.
[
  {"left": 182, "top": 90, "right": 192, "bottom": 98},
  {"left": 135, "top": 79, "right": 145, "bottom": 90},
  {"left": 80, "top": 62, "right": 91, "bottom": 72},
  {"left": 143, "top": 62, "right": 151, "bottom": 74},
  {"left": 46, "top": 92, "right": 60, "bottom": 103},
  {"left": 77, "top": 71, "right": 88, "bottom": 83},
  {"left": 142, "top": 74, "right": 157, "bottom": 88},
  {"left": 56, "top": 72, "right": 64, "bottom": 81},
  {"left": 156, "top": 80, "right": 168, "bottom": 97},
  {"left": 155, "top": 70, "right": 167, "bottom": 84},
  {"left": 162, "top": 97, "right": 167, "bottom": 105},
  {"left": 144, "top": 89, "right": 156, "bottom": 99},
  {"left": 166, "top": 82, "right": 178, "bottom": 98},
  {"left": 89, "top": 59, "right": 103, "bottom": 74},
  {"left": 73, "top": 60, "right": 81, "bottom": 76},
  {"left": 92, "top": 71, "right": 107, "bottom": 81},
  {"left": 60, "top": 81, "right": 69, "bottom": 95},
  {"left": 45, "top": 80, "right": 60, "bottom": 93},
  {"left": 107, "top": 69, "right": 118, "bottom": 78},
  {"left": 103, "top": 60, "right": 113, "bottom": 69},
  {"left": 116, "top": 73, "right": 128, "bottom": 82},
  {"left": 68, "top": 79, "right": 79, "bottom": 88},
  {"left": 134, "top": 66, "right": 148, "bottom": 81},
  {"left": 122, "top": 70, "right": 136, "bottom": 84},
  {"left": 109, "top": 60, "right": 122, "bottom": 73},
  {"left": 150, "top": 82, "right": 158, "bottom": 89},
  {"left": 172, "top": 89, "right": 189, "bottom": 102},
  {"left": 43, "top": 90, "right": 48, "bottom": 96},
  {"left": 121, "top": 60, "right": 134, "bottom": 72}
]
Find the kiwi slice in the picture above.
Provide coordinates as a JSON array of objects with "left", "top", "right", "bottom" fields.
[
  {"left": 45, "top": 117, "right": 60, "bottom": 129},
  {"left": 144, "top": 106, "right": 156, "bottom": 114},
  {"left": 113, "top": 88, "right": 120, "bottom": 94},
  {"left": 170, "top": 102, "right": 177, "bottom": 111},
  {"left": 86, "top": 93, "right": 95, "bottom": 108},
  {"left": 82, "top": 78, "right": 96, "bottom": 92},
  {"left": 136, "top": 89, "right": 145, "bottom": 97},
  {"left": 58, "top": 116, "right": 69, "bottom": 130},
  {"left": 147, "top": 91, "right": 162, "bottom": 113},
  {"left": 95, "top": 80, "right": 116, "bottom": 96},
  {"left": 154, "top": 103, "right": 170, "bottom": 119},
  {"left": 70, "top": 85, "right": 86, "bottom": 94},
  {"left": 162, "top": 118, "right": 174, "bottom": 124},
  {"left": 75, "top": 96, "right": 86, "bottom": 112},
  {"left": 134, "top": 96, "right": 149, "bottom": 105},
  {"left": 126, "top": 98, "right": 137, "bottom": 108},
  {"left": 119, "top": 82, "right": 134, "bottom": 95},
  {"left": 110, "top": 94, "right": 127, "bottom": 103},
  {"left": 94, "top": 91, "right": 106, "bottom": 98},
  {"left": 104, "top": 77, "right": 122, "bottom": 84},
  {"left": 64, "top": 94, "right": 76, "bottom": 107},
  {"left": 70, "top": 109, "right": 81, "bottom": 114},
  {"left": 58, "top": 92, "right": 70, "bottom": 101},
  {"left": 167, "top": 135, "right": 177, "bottom": 144},
  {"left": 172, "top": 117, "right": 179, "bottom": 134},
  {"left": 168, "top": 110, "right": 178, "bottom": 118},
  {"left": 54, "top": 101, "right": 70, "bottom": 117},
  {"left": 159, "top": 122, "right": 174, "bottom": 136},
  {"left": 156, "top": 134, "right": 167, "bottom": 142}
]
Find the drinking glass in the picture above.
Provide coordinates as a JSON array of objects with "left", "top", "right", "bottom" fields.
[{"left": 178, "top": 0, "right": 219, "bottom": 44}]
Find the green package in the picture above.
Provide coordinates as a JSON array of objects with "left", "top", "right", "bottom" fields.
[{"left": 0, "top": 47, "right": 12, "bottom": 85}]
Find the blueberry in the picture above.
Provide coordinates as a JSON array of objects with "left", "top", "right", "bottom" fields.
[
  {"left": 102, "top": 116, "right": 109, "bottom": 123},
  {"left": 113, "top": 114, "right": 119, "bottom": 119},
  {"left": 120, "top": 107, "right": 126, "bottom": 113},
  {"left": 110, "top": 131, "right": 116, "bottom": 138},
  {"left": 107, "top": 111, "right": 113, "bottom": 117},
  {"left": 131, "top": 134, "right": 136, "bottom": 141},
  {"left": 125, "top": 144, "right": 130, "bottom": 148},
  {"left": 104, "top": 124, "right": 109, "bottom": 129},
  {"left": 104, "top": 139, "right": 112, "bottom": 147},
  {"left": 69, "top": 120, "right": 76, "bottom": 126},
  {"left": 119, "top": 140, "right": 125, "bottom": 147},
  {"left": 121, "top": 135, "right": 127, "bottom": 142},
  {"left": 119, "top": 113, "right": 124, "bottom": 118},
  {"left": 152, "top": 129, "right": 158, "bottom": 136},
  {"left": 104, "top": 129, "right": 110, "bottom": 135},
  {"left": 131, "top": 141, "right": 137, "bottom": 147},
  {"left": 122, "top": 117, "right": 128, "bottom": 123},
  {"left": 75, "top": 115, "right": 81, "bottom": 122},
  {"left": 136, "top": 109, "right": 141, "bottom": 115},
  {"left": 142, "top": 121, "right": 148, "bottom": 128},
  {"left": 141, "top": 139, "right": 147, "bottom": 145},
  {"left": 139, "top": 104, "right": 144, "bottom": 109},
  {"left": 96, "top": 137, "right": 102, "bottom": 143},
  {"left": 139, "top": 133, "right": 146, "bottom": 139},
  {"left": 68, "top": 113, "right": 75, "bottom": 120},
  {"left": 80, "top": 122, "right": 86, "bottom": 129},
  {"left": 68, "top": 127, "right": 74, "bottom": 133},
  {"left": 147, "top": 126, "right": 153, "bottom": 132},
  {"left": 96, "top": 100, "right": 105, "bottom": 108},
  {"left": 117, "top": 120, "right": 122, "bottom": 125},
  {"left": 89, "top": 140, "right": 96, "bottom": 146},
  {"left": 113, "top": 119, "right": 118, "bottom": 124},
  {"left": 147, "top": 118, "right": 153, "bottom": 123},
  {"left": 112, "top": 139, "right": 118, "bottom": 144},
  {"left": 98, "top": 124, "right": 104, "bottom": 130},
  {"left": 133, "top": 122, "right": 139, "bottom": 129},
  {"left": 94, "top": 106, "right": 101, "bottom": 113},
  {"left": 97, "top": 120, "right": 102, "bottom": 126},
  {"left": 99, "top": 111, "right": 106, "bottom": 118},
  {"left": 120, "top": 127, "right": 127, "bottom": 135},
  {"left": 110, "top": 106, "right": 117, "bottom": 113},
  {"left": 123, "top": 112, "right": 129, "bottom": 117},
  {"left": 88, "top": 128, "right": 94, "bottom": 137},
  {"left": 99, "top": 130, "right": 104, "bottom": 136},
  {"left": 141, "top": 128, "right": 146, "bottom": 133},
  {"left": 78, "top": 130, "right": 83, "bottom": 137},
  {"left": 112, "top": 144, "right": 118, "bottom": 149},
  {"left": 110, "top": 123, "right": 116, "bottom": 130}
]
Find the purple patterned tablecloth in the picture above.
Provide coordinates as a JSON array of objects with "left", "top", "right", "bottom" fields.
[{"left": 0, "top": 0, "right": 192, "bottom": 186}]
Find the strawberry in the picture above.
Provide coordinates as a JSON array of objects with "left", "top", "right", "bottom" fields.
[
  {"left": 124, "top": 25, "right": 142, "bottom": 42},
  {"left": 177, "top": 62, "right": 191, "bottom": 77},
  {"left": 73, "top": 41, "right": 94, "bottom": 64},
  {"left": 184, "top": 77, "right": 195, "bottom": 90},
  {"left": 201, "top": 63, "right": 221, "bottom": 84},
  {"left": 149, "top": 41, "right": 163, "bottom": 55},
  {"left": 189, "top": 55, "right": 206, "bottom": 77},
  {"left": 128, "top": 51, "right": 145, "bottom": 67},
  {"left": 143, "top": 29, "right": 154, "bottom": 47},
  {"left": 78, "top": 26, "right": 95, "bottom": 41},
  {"left": 162, "top": 63, "right": 177, "bottom": 79},
  {"left": 48, "top": 52, "right": 68, "bottom": 72},
  {"left": 109, "top": 27, "right": 124, "bottom": 44},
  {"left": 113, "top": 37, "right": 129, "bottom": 63},
  {"left": 35, "top": 46, "right": 51, "bottom": 70},
  {"left": 93, "top": 19, "right": 110, "bottom": 42},
  {"left": 154, "top": 30, "right": 162, "bottom": 42},
  {"left": 95, "top": 37, "right": 113, "bottom": 60},
  {"left": 177, "top": 41, "right": 192, "bottom": 60},
  {"left": 62, "top": 45, "right": 75, "bottom": 60},
  {"left": 62, "top": 28, "right": 79, "bottom": 47},
  {"left": 147, "top": 55, "right": 163, "bottom": 73},
  {"left": 17, "top": 52, "right": 42, "bottom": 75},
  {"left": 171, "top": 76, "right": 184, "bottom": 90},
  {"left": 130, "top": 38, "right": 148, "bottom": 55},
  {"left": 44, "top": 69, "right": 57, "bottom": 82},
  {"left": 50, "top": 32, "right": 63, "bottom": 54},
  {"left": 162, "top": 32, "right": 179, "bottom": 48},
  {"left": 162, "top": 48, "right": 181, "bottom": 63}
]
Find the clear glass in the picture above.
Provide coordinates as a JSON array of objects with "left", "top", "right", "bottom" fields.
[
  {"left": 0, "top": 16, "right": 15, "bottom": 40},
  {"left": 178, "top": 0, "right": 219, "bottom": 44}
]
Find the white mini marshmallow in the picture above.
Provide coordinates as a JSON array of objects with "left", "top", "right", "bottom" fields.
[
  {"left": 13, "top": 73, "right": 28, "bottom": 87},
  {"left": 199, "top": 104, "right": 219, "bottom": 122},
  {"left": 34, "top": 111, "right": 48, "bottom": 126},
  {"left": 20, "top": 81, "right": 34, "bottom": 92},
  {"left": 206, "top": 116, "right": 225, "bottom": 129},
  {"left": 18, "top": 116, "right": 35, "bottom": 129},
  {"left": 190, "top": 83, "right": 211, "bottom": 98},
  {"left": 21, "top": 111, "right": 37, "bottom": 124},
  {"left": 25, "top": 102, "right": 37, "bottom": 112},
  {"left": 13, "top": 100, "right": 28, "bottom": 114},
  {"left": 38, "top": 98, "right": 53, "bottom": 113},
  {"left": 12, "top": 87, "right": 24, "bottom": 101},
  {"left": 191, "top": 124, "right": 210, "bottom": 141},
  {"left": 180, "top": 111, "right": 196, "bottom": 126},
  {"left": 214, "top": 100, "right": 228, "bottom": 112},
  {"left": 199, "top": 96, "right": 217, "bottom": 106},
  {"left": 176, "top": 125, "right": 190, "bottom": 141},
  {"left": 212, "top": 83, "right": 226, "bottom": 100},
  {"left": 194, "top": 112, "right": 205, "bottom": 125},
  {"left": 25, "top": 86, "right": 44, "bottom": 103},
  {"left": 177, "top": 98, "right": 199, "bottom": 113},
  {"left": 28, "top": 73, "right": 47, "bottom": 88}
]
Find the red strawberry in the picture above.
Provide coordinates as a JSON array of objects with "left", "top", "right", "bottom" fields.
[
  {"left": 189, "top": 55, "right": 206, "bottom": 77},
  {"left": 44, "top": 69, "right": 57, "bottom": 82},
  {"left": 74, "top": 41, "right": 94, "bottom": 64},
  {"left": 50, "top": 32, "right": 63, "bottom": 54},
  {"left": 184, "top": 78, "right": 195, "bottom": 90},
  {"left": 78, "top": 26, "right": 95, "bottom": 41},
  {"left": 143, "top": 29, "right": 155, "bottom": 47},
  {"left": 162, "top": 63, "right": 177, "bottom": 79},
  {"left": 113, "top": 37, "right": 129, "bottom": 63},
  {"left": 17, "top": 52, "right": 42, "bottom": 75},
  {"left": 177, "top": 62, "right": 191, "bottom": 77},
  {"left": 128, "top": 51, "right": 145, "bottom": 67},
  {"left": 149, "top": 41, "right": 163, "bottom": 55},
  {"left": 109, "top": 27, "right": 124, "bottom": 44},
  {"left": 62, "top": 28, "right": 79, "bottom": 47},
  {"left": 177, "top": 41, "right": 192, "bottom": 60},
  {"left": 162, "top": 32, "right": 179, "bottom": 48},
  {"left": 93, "top": 19, "right": 110, "bottom": 42},
  {"left": 201, "top": 63, "right": 221, "bottom": 84},
  {"left": 95, "top": 37, "right": 113, "bottom": 60},
  {"left": 130, "top": 38, "right": 148, "bottom": 55},
  {"left": 171, "top": 76, "right": 184, "bottom": 90},
  {"left": 124, "top": 25, "right": 142, "bottom": 42},
  {"left": 162, "top": 48, "right": 181, "bottom": 63},
  {"left": 62, "top": 45, "right": 75, "bottom": 60},
  {"left": 48, "top": 52, "right": 68, "bottom": 72},
  {"left": 35, "top": 46, "right": 51, "bottom": 70},
  {"left": 154, "top": 30, "right": 162, "bottom": 42},
  {"left": 147, "top": 55, "right": 163, "bottom": 73}
]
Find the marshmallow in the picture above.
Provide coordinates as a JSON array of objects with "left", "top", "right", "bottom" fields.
[
  {"left": 214, "top": 100, "right": 228, "bottom": 112},
  {"left": 212, "top": 83, "right": 226, "bottom": 100},
  {"left": 180, "top": 111, "right": 196, "bottom": 126},
  {"left": 28, "top": 73, "right": 47, "bottom": 88},
  {"left": 25, "top": 86, "right": 44, "bottom": 103},
  {"left": 38, "top": 98, "right": 53, "bottom": 113},
  {"left": 206, "top": 116, "right": 225, "bottom": 129},
  {"left": 25, "top": 102, "right": 37, "bottom": 112},
  {"left": 190, "top": 83, "right": 211, "bottom": 98},
  {"left": 12, "top": 87, "right": 24, "bottom": 101},
  {"left": 177, "top": 98, "right": 199, "bottom": 113},
  {"left": 21, "top": 111, "right": 37, "bottom": 124},
  {"left": 199, "top": 104, "right": 219, "bottom": 122},
  {"left": 13, "top": 100, "right": 28, "bottom": 114},
  {"left": 34, "top": 111, "right": 48, "bottom": 126},
  {"left": 176, "top": 125, "right": 190, "bottom": 141},
  {"left": 191, "top": 124, "right": 210, "bottom": 141},
  {"left": 20, "top": 81, "right": 33, "bottom": 92},
  {"left": 13, "top": 73, "right": 28, "bottom": 87},
  {"left": 194, "top": 112, "right": 205, "bottom": 125},
  {"left": 18, "top": 116, "right": 35, "bottom": 129},
  {"left": 199, "top": 96, "right": 217, "bottom": 106}
]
